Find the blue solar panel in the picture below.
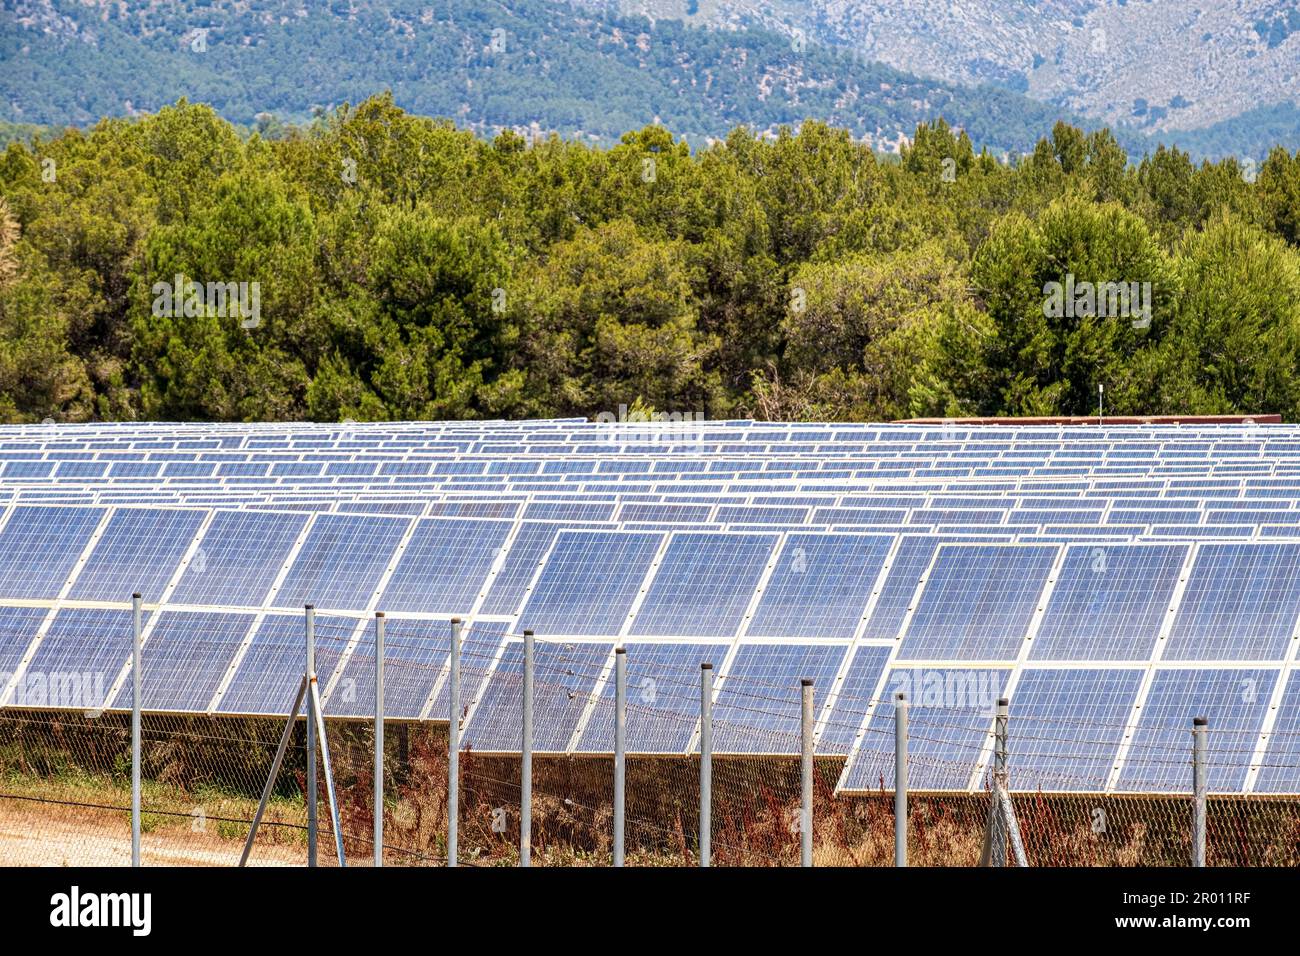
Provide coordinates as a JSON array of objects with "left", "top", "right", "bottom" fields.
[
  {"left": 818, "top": 644, "right": 892, "bottom": 752},
  {"left": 325, "top": 618, "right": 493, "bottom": 719},
  {"left": 1007, "top": 668, "right": 1144, "bottom": 791},
  {"left": 747, "top": 534, "right": 892, "bottom": 639},
  {"left": 840, "top": 667, "right": 1010, "bottom": 791},
  {"left": 65, "top": 508, "right": 205, "bottom": 603},
  {"left": 520, "top": 531, "right": 663, "bottom": 636},
  {"left": 13, "top": 608, "right": 133, "bottom": 710},
  {"left": 1118, "top": 668, "right": 1277, "bottom": 793},
  {"left": 1253, "top": 672, "right": 1300, "bottom": 793},
  {"left": 1164, "top": 544, "right": 1300, "bottom": 661},
  {"left": 461, "top": 639, "right": 610, "bottom": 752},
  {"left": 271, "top": 514, "right": 409, "bottom": 610},
  {"left": 1031, "top": 544, "right": 1186, "bottom": 660},
  {"left": 576, "top": 641, "right": 728, "bottom": 753},
  {"left": 0, "top": 606, "right": 52, "bottom": 690},
  {"left": 0, "top": 506, "right": 104, "bottom": 599},
  {"left": 216, "top": 613, "right": 352, "bottom": 715},
  {"left": 379, "top": 518, "right": 512, "bottom": 614},
  {"left": 478, "top": 522, "right": 561, "bottom": 616},
  {"left": 629, "top": 532, "right": 776, "bottom": 637},
  {"left": 897, "top": 545, "right": 1057, "bottom": 661},
  {"left": 168, "top": 510, "right": 309, "bottom": 606},
  {"left": 710, "top": 643, "right": 847, "bottom": 753},
  {"left": 116, "top": 611, "right": 254, "bottom": 711}
]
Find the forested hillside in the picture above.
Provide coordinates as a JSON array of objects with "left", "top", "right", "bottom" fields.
[
  {"left": 3, "top": 95, "right": 1300, "bottom": 423},
  {"left": 4, "top": 0, "right": 1271, "bottom": 159}
]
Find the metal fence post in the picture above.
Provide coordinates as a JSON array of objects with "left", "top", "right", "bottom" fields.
[
  {"left": 990, "top": 697, "right": 1009, "bottom": 867},
  {"left": 448, "top": 617, "right": 461, "bottom": 867},
  {"left": 614, "top": 646, "right": 626, "bottom": 867},
  {"left": 306, "top": 604, "right": 317, "bottom": 867},
  {"left": 131, "top": 592, "right": 142, "bottom": 868},
  {"left": 521, "top": 629, "right": 533, "bottom": 867},
  {"left": 1192, "top": 716, "right": 1207, "bottom": 867},
  {"left": 895, "top": 691, "right": 908, "bottom": 867},
  {"left": 374, "top": 611, "right": 384, "bottom": 868},
  {"left": 800, "top": 679, "right": 813, "bottom": 867},
  {"left": 700, "top": 662, "right": 713, "bottom": 867}
]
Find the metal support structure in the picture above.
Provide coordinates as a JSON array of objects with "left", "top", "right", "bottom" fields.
[
  {"left": 894, "top": 692, "right": 908, "bottom": 867},
  {"left": 131, "top": 592, "right": 142, "bottom": 868},
  {"left": 1192, "top": 716, "right": 1207, "bottom": 867},
  {"left": 448, "top": 617, "right": 461, "bottom": 867},
  {"left": 374, "top": 612, "right": 384, "bottom": 867},
  {"left": 800, "top": 679, "right": 814, "bottom": 867},
  {"left": 700, "top": 662, "right": 713, "bottom": 867},
  {"left": 305, "top": 605, "right": 317, "bottom": 867},
  {"left": 310, "top": 679, "right": 347, "bottom": 866},
  {"left": 239, "top": 676, "right": 308, "bottom": 866},
  {"left": 521, "top": 629, "right": 533, "bottom": 867},
  {"left": 977, "top": 697, "right": 1019, "bottom": 868},
  {"left": 613, "top": 647, "right": 626, "bottom": 867}
]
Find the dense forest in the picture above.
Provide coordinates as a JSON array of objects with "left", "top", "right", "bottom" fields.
[{"left": 2, "top": 95, "right": 1300, "bottom": 424}]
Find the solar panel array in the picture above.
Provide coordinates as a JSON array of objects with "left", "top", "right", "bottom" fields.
[{"left": 1, "top": 418, "right": 1299, "bottom": 796}]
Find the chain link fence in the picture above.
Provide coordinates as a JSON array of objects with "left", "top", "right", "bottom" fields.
[{"left": 1, "top": 614, "right": 1298, "bottom": 866}]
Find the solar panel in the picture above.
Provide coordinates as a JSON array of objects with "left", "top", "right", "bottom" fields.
[
  {"left": 840, "top": 667, "right": 1011, "bottom": 791},
  {"left": 118, "top": 611, "right": 255, "bottom": 711},
  {"left": 897, "top": 545, "right": 1057, "bottom": 661},
  {"left": 461, "top": 639, "right": 610, "bottom": 752},
  {"left": 1164, "top": 544, "right": 1300, "bottom": 660},
  {"left": 746, "top": 534, "right": 892, "bottom": 639},
  {"left": 818, "top": 643, "right": 892, "bottom": 752},
  {"left": 710, "top": 643, "right": 847, "bottom": 753},
  {"left": 0, "top": 505, "right": 104, "bottom": 599},
  {"left": 1252, "top": 673, "right": 1300, "bottom": 794},
  {"left": 379, "top": 518, "right": 512, "bottom": 614},
  {"left": 519, "top": 531, "right": 663, "bottom": 636},
  {"left": 168, "top": 510, "right": 310, "bottom": 607},
  {"left": 1030, "top": 544, "right": 1186, "bottom": 660},
  {"left": 1118, "top": 668, "right": 1277, "bottom": 793},
  {"left": 12, "top": 607, "right": 133, "bottom": 711},
  {"left": 1005, "top": 668, "right": 1144, "bottom": 791},
  {"left": 215, "top": 613, "right": 353, "bottom": 715},
  {"left": 270, "top": 514, "right": 409, "bottom": 610},
  {"left": 630, "top": 532, "right": 777, "bottom": 637},
  {"left": 576, "top": 641, "right": 729, "bottom": 753}
]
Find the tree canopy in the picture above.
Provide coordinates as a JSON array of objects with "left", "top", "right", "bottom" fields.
[{"left": 3, "top": 98, "right": 1300, "bottom": 423}]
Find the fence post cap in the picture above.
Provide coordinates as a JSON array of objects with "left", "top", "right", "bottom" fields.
[{"left": 1193, "top": 716, "right": 1208, "bottom": 726}]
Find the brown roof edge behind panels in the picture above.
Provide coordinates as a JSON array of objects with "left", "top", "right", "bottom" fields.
[{"left": 893, "top": 414, "right": 1283, "bottom": 425}]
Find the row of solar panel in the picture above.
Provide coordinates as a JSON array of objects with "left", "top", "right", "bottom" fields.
[
  {"left": 0, "top": 605, "right": 1294, "bottom": 793},
  {"left": 5, "top": 502, "right": 1300, "bottom": 661}
]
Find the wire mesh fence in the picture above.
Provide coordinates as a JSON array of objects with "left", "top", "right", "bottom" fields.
[{"left": 0, "top": 614, "right": 1298, "bottom": 866}]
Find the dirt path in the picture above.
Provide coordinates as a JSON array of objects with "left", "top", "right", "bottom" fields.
[{"left": 0, "top": 802, "right": 304, "bottom": 866}]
